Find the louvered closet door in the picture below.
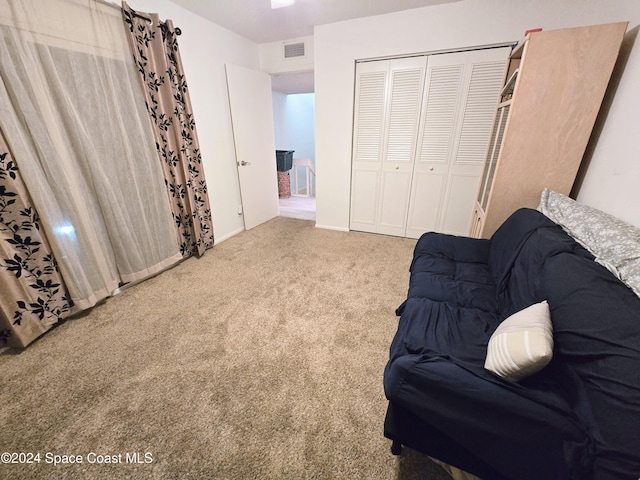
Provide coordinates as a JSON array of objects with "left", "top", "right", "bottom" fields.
[
  {"left": 350, "top": 61, "right": 388, "bottom": 233},
  {"left": 350, "top": 57, "right": 427, "bottom": 235},
  {"left": 405, "top": 47, "right": 510, "bottom": 238}
]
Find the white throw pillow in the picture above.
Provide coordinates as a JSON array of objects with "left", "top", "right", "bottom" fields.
[{"left": 485, "top": 301, "right": 553, "bottom": 381}]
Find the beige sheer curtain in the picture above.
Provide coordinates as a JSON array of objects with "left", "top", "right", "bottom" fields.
[
  {"left": 0, "top": 134, "right": 71, "bottom": 348},
  {"left": 0, "top": 0, "right": 181, "bottom": 313},
  {"left": 122, "top": 2, "right": 214, "bottom": 257}
]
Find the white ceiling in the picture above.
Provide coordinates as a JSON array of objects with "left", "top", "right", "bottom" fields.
[
  {"left": 168, "top": 0, "right": 460, "bottom": 94},
  {"left": 169, "top": 0, "right": 460, "bottom": 44}
]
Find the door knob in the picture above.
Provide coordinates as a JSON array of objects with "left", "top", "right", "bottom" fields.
[{"left": 238, "top": 161, "right": 251, "bottom": 166}]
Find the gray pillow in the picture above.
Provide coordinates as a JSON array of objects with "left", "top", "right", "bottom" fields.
[{"left": 538, "top": 188, "right": 640, "bottom": 298}]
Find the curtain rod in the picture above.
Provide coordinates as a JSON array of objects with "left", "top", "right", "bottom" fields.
[{"left": 94, "top": 0, "right": 182, "bottom": 35}]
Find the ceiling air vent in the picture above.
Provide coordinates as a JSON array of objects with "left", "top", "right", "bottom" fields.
[{"left": 284, "top": 42, "right": 305, "bottom": 59}]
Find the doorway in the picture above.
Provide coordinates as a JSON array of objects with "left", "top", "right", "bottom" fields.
[{"left": 271, "top": 72, "right": 316, "bottom": 222}]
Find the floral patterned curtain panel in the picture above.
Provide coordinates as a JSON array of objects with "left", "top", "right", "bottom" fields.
[
  {"left": 122, "top": 2, "right": 214, "bottom": 257},
  {"left": 0, "top": 136, "right": 71, "bottom": 348},
  {"left": 0, "top": 0, "right": 182, "bottom": 316}
]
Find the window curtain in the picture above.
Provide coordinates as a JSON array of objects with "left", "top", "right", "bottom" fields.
[
  {"left": 122, "top": 2, "right": 214, "bottom": 257},
  {"left": 0, "top": 134, "right": 71, "bottom": 348},
  {"left": 0, "top": 0, "right": 182, "bottom": 315}
]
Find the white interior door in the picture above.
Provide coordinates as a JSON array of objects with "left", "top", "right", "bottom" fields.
[{"left": 225, "top": 63, "right": 279, "bottom": 230}]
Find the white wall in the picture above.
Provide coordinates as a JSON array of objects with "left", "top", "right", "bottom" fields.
[
  {"left": 126, "top": 0, "right": 260, "bottom": 243},
  {"left": 272, "top": 91, "right": 288, "bottom": 150},
  {"left": 574, "top": 21, "right": 640, "bottom": 225},
  {"left": 314, "top": 0, "right": 640, "bottom": 231}
]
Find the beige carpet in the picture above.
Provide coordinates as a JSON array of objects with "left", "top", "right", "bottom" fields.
[{"left": 0, "top": 217, "right": 452, "bottom": 480}]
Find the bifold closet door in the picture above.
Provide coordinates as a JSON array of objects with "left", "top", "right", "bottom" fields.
[
  {"left": 405, "top": 48, "right": 510, "bottom": 238},
  {"left": 349, "top": 56, "right": 427, "bottom": 236},
  {"left": 350, "top": 47, "right": 509, "bottom": 238}
]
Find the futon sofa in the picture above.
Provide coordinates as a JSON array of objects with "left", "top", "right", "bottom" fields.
[{"left": 383, "top": 191, "right": 640, "bottom": 480}]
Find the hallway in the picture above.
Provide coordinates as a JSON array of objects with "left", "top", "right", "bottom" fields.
[{"left": 278, "top": 195, "right": 316, "bottom": 221}]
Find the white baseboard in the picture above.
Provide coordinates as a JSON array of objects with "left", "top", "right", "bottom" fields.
[
  {"left": 314, "top": 224, "right": 349, "bottom": 232},
  {"left": 214, "top": 226, "right": 245, "bottom": 244}
]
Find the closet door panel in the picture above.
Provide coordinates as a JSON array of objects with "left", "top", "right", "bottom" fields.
[
  {"left": 408, "top": 47, "right": 509, "bottom": 237},
  {"left": 416, "top": 62, "right": 463, "bottom": 165},
  {"left": 377, "top": 166, "right": 413, "bottom": 236},
  {"left": 350, "top": 168, "right": 379, "bottom": 228},
  {"left": 349, "top": 62, "right": 388, "bottom": 233},
  {"left": 454, "top": 60, "right": 511, "bottom": 165},
  {"left": 377, "top": 57, "right": 427, "bottom": 234},
  {"left": 385, "top": 63, "right": 426, "bottom": 164},
  {"left": 350, "top": 57, "right": 426, "bottom": 234},
  {"left": 352, "top": 69, "right": 387, "bottom": 164},
  {"left": 440, "top": 171, "right": 484, "bottom": 235},
  {"left": 405, "top": 168, "right": 446, "bottom": 239},
  {"left": 407, "top": 57, "right": 463, "bottom": 237}
]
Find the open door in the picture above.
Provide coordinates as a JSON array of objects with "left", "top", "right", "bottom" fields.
[{"left": 225, "top": 63, "right": 279, "bottom": 230}]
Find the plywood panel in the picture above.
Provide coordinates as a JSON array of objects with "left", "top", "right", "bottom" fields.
[{"left": 480, "top": 22, "right": 627, "bottom": 237}]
